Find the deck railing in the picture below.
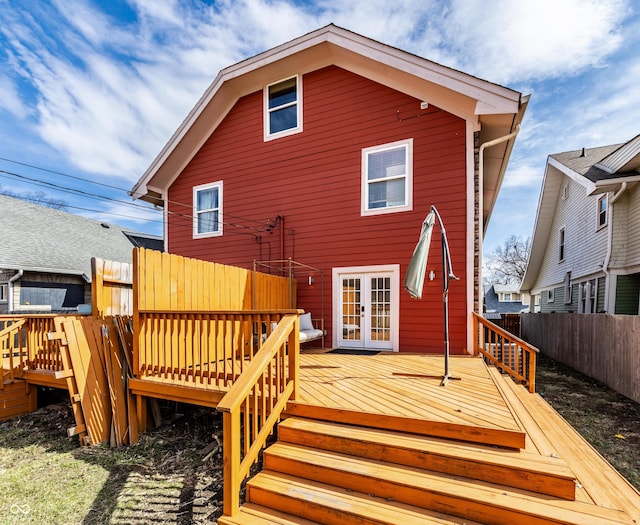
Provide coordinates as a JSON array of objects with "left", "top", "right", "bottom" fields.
[
  {"left": 1, "top": 315, "right": 63, "bottom": 387},
  {"left": 134, "top": 310, "right": 300, "bottom": 387},
  {"left": 472, "top": 312, "right": 538, "bottom": 393},
  {"left": 216, "top": 313, "right": 300, "bottom": 517}
]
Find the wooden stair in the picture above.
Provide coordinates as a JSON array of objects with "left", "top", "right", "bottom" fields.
[{"left": 219, "top": 416, "right": 636, "bottom": 525}]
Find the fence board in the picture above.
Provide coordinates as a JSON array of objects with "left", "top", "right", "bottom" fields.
[
  {"left": 521, "top": 313, "right": 640, "bottom": 403},
  {"left": 132, "top": 248, "right": 291, "bottom": 313},
  {"left": 92, "top": 258, "right": 134, "bottom": 316}
]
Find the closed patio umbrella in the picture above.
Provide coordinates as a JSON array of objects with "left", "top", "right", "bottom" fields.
[
  {"left": 404, "top": 211, "right": 435, "bottom": 300},
  {"left": 403, "top": 205, "right": 459, "bottom": 385}
]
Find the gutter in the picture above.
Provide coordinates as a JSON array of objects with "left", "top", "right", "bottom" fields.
[
  {"left": 602, "top": 182, "right": 628, "bottom": 312},
  {"left": 477, "top": 124, "right": 521, "bottom": 312},
  {"left": 7, "top": 269, "right": 23, "bottom": 313}
]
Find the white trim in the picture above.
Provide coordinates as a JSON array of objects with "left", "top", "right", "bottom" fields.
[
  {"left": 361, "top": 139, "right": 413, "bottom": 216},
  {"left": 193, "top": 181, "right": 223, "bottom": 238},
  {"left": 264, "top": 74, "right": 303, "bottom": 141},
  {"left": 332, "top": 264, "right": 400, "bottom": 351}
]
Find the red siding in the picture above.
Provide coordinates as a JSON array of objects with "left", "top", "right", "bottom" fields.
[{"left": 168, "top": 66, "right": 469, "bottom": 353}]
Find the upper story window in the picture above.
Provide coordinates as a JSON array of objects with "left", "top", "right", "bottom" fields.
[
  {"left": 597, "top": 194, "right": 608, "bottom": 229},
  {"left": 561, "top": 183, "right": 569, "bottom": 201},
  {"left": 0, "top": 283, "right": 7, "bottom": 302},
  {"left": 503, "top": 293, "right": 512, "bottom": 301},
  {"left": 559, "top": 227, "right": 565, "bottom": 262},
  {"left": 193, "top": 181, "right": 223, "bottom": 238},
  {"left": 361, "top": 139, "right": 413, "bottom": 216},
  {"left": 264, "top": 75, "right": 302, "bottom": 140}
]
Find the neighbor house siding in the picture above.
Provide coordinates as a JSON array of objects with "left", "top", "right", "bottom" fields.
[
  {"left": 623, "top": 184, "right": 640, "bottom": 267},
  {"left": 615, "top": 274, "right": 640, "bottom": 315},
  {"left": 167, "top": 65, "right": 469, "bottom": 353},
  {"left": 534, "top": 174, "right": 608, "bottom": 293}
]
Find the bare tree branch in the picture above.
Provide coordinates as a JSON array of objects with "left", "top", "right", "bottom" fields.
[{"left": 485, "top": 235, "right": 531, "bottom": 285}]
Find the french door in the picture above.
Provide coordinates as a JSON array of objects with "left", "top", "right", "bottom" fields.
[{"left": 333, "top": 266, "right": 399, "bottom": 351}]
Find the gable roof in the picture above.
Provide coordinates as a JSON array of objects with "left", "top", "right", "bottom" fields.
[
  {"left": 521, "top": 134, "right": 640, "bottom": 290},
  {"left": 131, "top": 24, "right": 527, "bottom": 228},
  {"left": 0, "top": 194, "right": 161, "bottom": 279},
  {"left": 484, "top": 285, "right": 527, "bottom": 314}
]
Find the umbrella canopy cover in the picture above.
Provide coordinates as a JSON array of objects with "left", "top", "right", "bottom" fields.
[{"left": 404, "top": 211, "right": 435, "bottom": 299}]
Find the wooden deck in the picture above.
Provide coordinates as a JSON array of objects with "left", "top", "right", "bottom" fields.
[
  {"left": 289, "top": 353, "right": 525, "bottom": 448},
  {"left": 223, "top": 352, "right": 640, "bottom": 524}
]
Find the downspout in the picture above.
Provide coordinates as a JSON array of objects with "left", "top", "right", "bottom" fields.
[
  {"left": 602, "top": 182, "right": 627, "bottom": 313},
  {"left": 8, "top": 269, "right": 23, "bottom": 314},
  {"left": 477, "top": 124, "right": 521, "bottom": 311}
]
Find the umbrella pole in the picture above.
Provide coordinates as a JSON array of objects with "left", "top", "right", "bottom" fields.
[{"left": 441, "top": 229, "right": 451, "bottom": 386}]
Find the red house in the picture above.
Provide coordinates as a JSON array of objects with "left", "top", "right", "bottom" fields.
[{"left": 131, "top": 25, "right": 528, "bottom": 354}]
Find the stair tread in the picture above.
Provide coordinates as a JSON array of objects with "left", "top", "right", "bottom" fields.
[
  {"left": 218, "top": 503, "right": 321, "bottom": 524},
  {"left": 263, "top": 442, "right": 634, "bottom": 525},
  {"left": 279, "top": 416, "right": 573, "bottom": 478},
  {"left": 248, "top": 471, "right": 486, "bottom": 525}
]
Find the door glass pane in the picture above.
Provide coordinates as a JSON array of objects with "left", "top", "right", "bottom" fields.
[
  {"left": 342, "top": 278, "right": 361, "bottom": 341},
  {"left": 370, "top": 277, "right": 391, "bottom": 342}
]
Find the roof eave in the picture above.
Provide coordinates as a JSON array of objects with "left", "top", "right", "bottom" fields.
[{"left": 131, "top": 25, "right": 524, "bottom": 203}]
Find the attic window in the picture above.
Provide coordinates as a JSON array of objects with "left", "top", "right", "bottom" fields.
[{"left": 264, "top": 75, "right": 302, "bottom": 140}]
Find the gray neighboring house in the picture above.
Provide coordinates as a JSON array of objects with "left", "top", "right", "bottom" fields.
[
  {"left": 0, "top": 194, "right": 162, "bottom": 314},
  {"left": 521, "top": 134, "right": 640, "bottom": 314},
  {"left": 484, "top": 284, "right": 529, "bottom": 315}
]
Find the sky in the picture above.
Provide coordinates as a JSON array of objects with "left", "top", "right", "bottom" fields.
[{"left": 1, "top": 0, "right": 639, "bottom": 256}]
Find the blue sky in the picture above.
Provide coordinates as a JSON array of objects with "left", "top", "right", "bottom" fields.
[{"left": 1, "top": 0, "right": 639, "bottom": 256}]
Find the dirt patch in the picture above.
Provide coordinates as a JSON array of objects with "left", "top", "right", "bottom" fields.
[{"left": 535, "top": 352, "right": 640, "bottom": 490}]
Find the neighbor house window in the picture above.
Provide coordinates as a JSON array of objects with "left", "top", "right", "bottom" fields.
[
  {"left": 562, "top": 183, "right": 568, "bottom": 200},
  {"left": 503, "top": 293, "right": 512, "bottom": 301},
  {"left": 264, "top": 75, "right": 302, "bottom": 140},
  {"left": 193, "top": 181, "right": 223, "bottom": 238},
  {"left": 564, "top": 271, "right": 572, "bottom": 304},
  {"left": 597, "top": 195, "right": 607, "bottom": 228},
  {"left": 0, "top": 283, "right": 7, "bottom": 302},
  {"left": 362, "top": 139, "right": 413, "bottom": 216},
  {"left": 579, "top": 279, "right": 597, "bottom": 313},
  {"left": 547, "top": 289, "right": 554, "bottom": 303},
  {"left": 559, "top": 227, "right": 565, "bottom": 262}
]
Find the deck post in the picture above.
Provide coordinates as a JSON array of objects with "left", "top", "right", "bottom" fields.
[
  {"left": 289, "top": 312, "right": 301, "bottom": 400},
  {"left": 223, "top": 410, "right": 241, "bottom": 516}
]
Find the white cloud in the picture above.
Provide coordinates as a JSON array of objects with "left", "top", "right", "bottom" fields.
[{"left": 502, "top": 164, "right": 541, "bottom": 189}]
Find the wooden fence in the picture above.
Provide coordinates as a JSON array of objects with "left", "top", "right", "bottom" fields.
[
  {"left": 521, "top": 313, "right": 640, "bottom": 403},
  {"left": 133, "top": 248, "right": 292, "bottom": 312},
  {"left": 92, "top": 257, "right": 133, "bottom": 316}
]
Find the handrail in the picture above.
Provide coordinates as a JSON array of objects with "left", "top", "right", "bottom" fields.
[
  {"left": 216, "top": 313, "right": 300, "bottom": 517},
  {"left": 1, "top": 315, "right": 63, "bottom": 386},
  {"left": 472, "top": 312, "right": 538, "bottom": 393}
]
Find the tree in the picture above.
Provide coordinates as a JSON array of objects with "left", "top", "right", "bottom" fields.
[
  {"left": 0, "top": 185, "right": 67, "bottom": 210},
  {"left": 485, "top": 234, "right": 531, "bottom": 284}
]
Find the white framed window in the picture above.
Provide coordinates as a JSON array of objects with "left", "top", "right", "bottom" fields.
[
  {"left": 559, "top": 227, "right": 565, "bottom": 262},
  {"left": 503, "top": 293, "right": 512, "bottom": 301},
  {"left": 579, "top": 279, "right": 597, "bottom": 313},
  {"left": 193, "top": 181, "right": 223, "bottom": 238},
  {"left": 562, "top": 183, "right": 569, "bottom": 200},
  {"left": 0, "top": 283, "right": 7, "bottom": 302},
  {"left": 597, "top": 194, "right": 608, "bottom": 229},
  {"left": 264, "top": 75, "right": 302, "bottom": 141},
  {"left": 564, "top": 271, "right": 572, "bottom": 304},
  {"left": 361, "top": 139, "right": 413, "bottom": 216},
  {"left": 547, "top": 289, "right": 555, "bottom": 303}
]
